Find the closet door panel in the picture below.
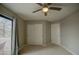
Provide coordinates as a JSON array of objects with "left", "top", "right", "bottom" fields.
[
  {"left": 27, "top": 24, "right": 35, "bottom": 44},
  {"left": 27, "top": 24, "right": 43, "bottom": 45}
]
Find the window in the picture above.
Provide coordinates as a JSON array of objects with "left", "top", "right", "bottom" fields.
[
  {"left": 0, "top": 17, "right": 12, "bottom": 38},
  {"left": 0, "top": 15, "right": 12, "bottom": 55}
]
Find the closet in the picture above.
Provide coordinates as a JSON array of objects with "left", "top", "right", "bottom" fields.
[
  {"left": 26, "top": 21, "right": 51, "bottom": 46},
  {"left": 27, "top": 24, "right": 43, "bottom": 45}
]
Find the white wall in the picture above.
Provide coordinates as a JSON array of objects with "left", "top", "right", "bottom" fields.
[
  {"left": 61, "top": 11, "right": 79, "bottom": 55},
  {"left": 51, "top": 23, "right": 61, "bottom": 45},
  {"left": 27, "top": 24, "right": 43, "bottom": 45},
  {"left": 46, "top": 22, "right": 51, "bottom": 45},
  {"left": 43, "top": 22, "right": 51, "bottom": 46}
]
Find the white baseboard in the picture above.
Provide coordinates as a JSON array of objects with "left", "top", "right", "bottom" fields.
[
  {"left": 60, "top": 45, "right": 76, "bottom": 55},
  {"left": 51, "top": 42, "right": 61, "bottom": 46}
]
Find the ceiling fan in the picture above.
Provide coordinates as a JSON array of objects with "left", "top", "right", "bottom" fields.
[{"left": 33, "top": 3, "right": 62, "bottom": 16}]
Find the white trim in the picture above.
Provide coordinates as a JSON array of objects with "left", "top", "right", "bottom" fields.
[{"left": 51, "top": 42, "right": 61, "bottom": 46}]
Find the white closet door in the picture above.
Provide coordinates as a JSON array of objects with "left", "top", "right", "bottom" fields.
[
  {"left": 51, "top": 23, "right": 60, "bottom": 45},
  {"left": 27, "top": 24, "right": 34, "bottom": 44},
  {"left": 27, "top": 24, "right": 43, "bottom": 45}
]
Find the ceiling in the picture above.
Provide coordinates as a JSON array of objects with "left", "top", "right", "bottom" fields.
[{"left": 2, "top": 3, "right": 79, "bottom": 21}]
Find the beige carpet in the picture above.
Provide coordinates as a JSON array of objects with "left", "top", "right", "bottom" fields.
[{"left": 19, "top": 44, "right": 72, "bottom": 55}]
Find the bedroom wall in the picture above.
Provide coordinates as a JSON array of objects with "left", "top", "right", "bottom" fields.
[
  {"left": 45, "top": 22, "right": 51, "bottom": 45},
  {"left": 0, "top": 4, "right": 26, "bottom": 49},
  {"left": 61, "top": 11, "right": 79, "bottom": 54}
]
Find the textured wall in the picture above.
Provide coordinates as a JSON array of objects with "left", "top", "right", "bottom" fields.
[{"left": 46, "top": 22, "right": 51, "bottom": 45}]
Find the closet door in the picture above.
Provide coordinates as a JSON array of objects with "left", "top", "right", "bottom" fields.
[
  {"left": 27, "top": 24, "right": 34, "bottom": 45},
  {"left": 51, "top": 23, "right": 60, "bottom": 45},
  {"left": 27, "top": 24, "right": 43, "bottom": 45}
]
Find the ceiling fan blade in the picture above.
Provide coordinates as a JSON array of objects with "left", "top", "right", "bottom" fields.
[
  {"left": 47, "top": 3, "right": 52, "bottom": 5},
  {"left": 49, "top": 7, "right": 62, "bottom": 11},
  {"left": 33, "top": 9, "right": 42, "bottom": 13},
  {"left": 44, "top": 12, "right": 47, "bottom": 16},
  {"left": 36, "top": 3, "right": 43, "bottom": 6}
]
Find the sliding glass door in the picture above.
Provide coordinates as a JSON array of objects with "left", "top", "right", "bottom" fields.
[{"left": 0, "top": 14, "right": 17, "bottom": 55}]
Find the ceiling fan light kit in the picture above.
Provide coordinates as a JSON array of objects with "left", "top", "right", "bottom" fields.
[
  {"left": 42, "top": 7, "right": 48, "bottom": 12},
  {"left": 33, "top": 3, "right": 62, "bottom": 16}
]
